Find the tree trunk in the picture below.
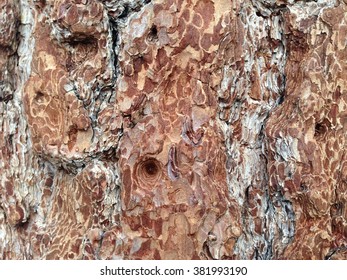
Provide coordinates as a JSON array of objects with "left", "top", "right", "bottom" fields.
[{"left": 0, "top": 0, "right": 346, "bottom": 260}]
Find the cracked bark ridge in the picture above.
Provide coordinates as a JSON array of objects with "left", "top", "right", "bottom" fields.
[{"left": 0, "top": 0, "right": 346, "bottom": 259}]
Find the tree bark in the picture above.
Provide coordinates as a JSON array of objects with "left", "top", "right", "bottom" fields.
[{"left": 0, "top": 0, "right": 346, "bottom": 259}]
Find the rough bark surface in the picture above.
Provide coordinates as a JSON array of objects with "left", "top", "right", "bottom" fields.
[{"left": 0, "top": 0, "right": 346, "bottom": 260}]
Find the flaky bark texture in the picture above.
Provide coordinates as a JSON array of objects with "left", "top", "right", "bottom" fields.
[{"left": 0, "top": 0, "right": 346, "bottom": 260}]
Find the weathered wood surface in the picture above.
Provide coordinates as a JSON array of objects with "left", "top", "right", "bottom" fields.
[{"left": 0, "top": 0, "right": 346, "bottom": 259}]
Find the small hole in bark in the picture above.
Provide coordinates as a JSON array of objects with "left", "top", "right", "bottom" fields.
[
  {"left": 314, "top": 123, "right": 325, "bottom": 136},
  {"left": 147, "top": 25, "right": 158, "bottom": 43},
  {"left": 314, "top": 119, "right": 330, "bottom": 138},
  {"left": 143, "top": 159, "right": 159, "bottom": 176},
  {"left": 136, "top": 158, "right": 162, "bottom": 187},
  {"left": 35, "top": 91, "right": 44, "bottom": 98},
  {"left": 34, "top": 91, "right": 44, "bottom": 103}
]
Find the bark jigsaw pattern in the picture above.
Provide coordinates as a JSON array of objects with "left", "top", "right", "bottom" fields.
[{"left": 0, "top": 0, "right": 346, "bottom": 259}]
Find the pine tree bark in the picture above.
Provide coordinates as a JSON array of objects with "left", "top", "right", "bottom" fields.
[{"left": 0, "top": 0, "right": 346, "bottom": 259}]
